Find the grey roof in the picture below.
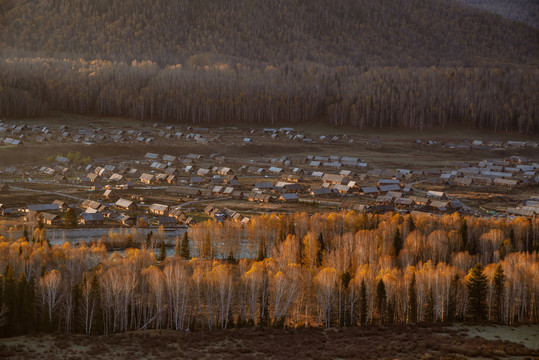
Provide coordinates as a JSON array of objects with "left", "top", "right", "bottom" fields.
[
  {"left": 82, "top": 213, "right": 104, "bottom": 221},
  {"left": 28, "top": 204, "right": 61, "bottom": 212}
]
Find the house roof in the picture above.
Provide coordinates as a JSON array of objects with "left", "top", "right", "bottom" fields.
[
  {"left": 150, "top": 204, "right": 169, "bottom": 212},
  {"left": 82, "top": 213, "right": 104, "bottom": 221},
  {"left": 27, "top": 204, "right": 61, "bottom": 212},
  {"left": 115, "top": 198, "right": 134, "bottom": 208}
]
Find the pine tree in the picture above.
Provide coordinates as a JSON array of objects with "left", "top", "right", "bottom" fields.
[
  {"left": 460, "top": 218, "right": 468, "bottom": 252},
  {"left": 89, "top": 274, "right": 103, "bottom": 335},
  {"left": 447, "top": 274, "right": 459, "bottom": 322},
  {"left": 146, "top": 231, "right": 153, "bottom": 248},
  {"left": 2, "top": 266, "right": 16, "bottom": 336},
  {"left": 376, "top": 279, "right": 387, "bottom": 324},
  {"left": 316, "top": 232, "right": 325, "bottom": 267},
  {"left": 64, "top": 208, "right": 78, "bottom": 227},
  {"left": 359, "top": 279, "right": 368, "bottom": 326},
  {"left": 71, "top": 282, "right": 82, "bottom": 333},
  {"left": 37, "top": 214, "right": 44, "bottom": 230},
  {"left": 467, "top": 263, "right": 488, "bottom": 320},
  {"left": 408, "top": 215, "right": 415, "bottom": 232},
  {"left": 425, "top": 287, "right": 435, "bottom": 322},
  {"left": 157, "top": 241, "right": 166, "bottom": 262},
  {"left": 257, "top": 240, "right": 266, "bottom": 262},
  {"left": 393, "top": 227, "right": 402, "bottom": 256},
  {"left": 493, "top": 264, "right": 505, "bottom": 323},
  {"left": 23, "top": 227, "right": 29, "bottom": 242},
  {"left": 408, "top": 273, "right": 418, "bottom": 323},
  {"left": 180, "top": 232, "right": 191, "bottom": 260}
]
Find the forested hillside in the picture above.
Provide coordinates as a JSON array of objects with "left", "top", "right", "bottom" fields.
[
  {"left": 0, "top": 0, "right": 538, "bottom": 132},
  {"left": 457, "top": 0, "right": 538, "bottom": 28}
]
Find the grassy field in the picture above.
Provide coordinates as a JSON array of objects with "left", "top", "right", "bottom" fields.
[{"left": 0, "top": 324, "right": 536, "bottom": 359}]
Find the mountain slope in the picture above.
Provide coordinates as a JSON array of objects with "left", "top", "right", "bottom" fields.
[
  {"left": 457, "top": 0, "right": 538, "bottom": 28},
  {"left": 0, "top": 0, "right": 537, "bottom": 133},
  {"left": 0, "top": 0, "right": 537, "bottom": 67}
]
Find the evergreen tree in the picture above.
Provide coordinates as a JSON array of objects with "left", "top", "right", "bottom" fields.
[
  {"left": 425, "top": 287, "right": 435, "bottom": 322},
  {"left": 64, "top": 208, "right": 78, "bottom": 227},
  {"left": 408, "top": 215, "right": 415, "bottom": 232},
  {"left": 23, "top": 227, "right": 29, "bottom": 242},
  {"left": 460, "top": 218, "right": 468, "bottom": 251},
  {"left": 493, "top": 264, "right": 505, "bottom": 323},
  {"left": 316, "top": 232, "right": 325, "bottom": 267},
  {"left": 180, "top": 232, "right": 191, "bottom": 260},
  {"left": 157, "top": 241, "right": 166, "bottom": 262},
  {"left": 37, "top": 214, "right": 44, "bottom": 230},
  {"left": 89, "top": 274, "right": 103, "bottom": 335},
  {"left": 71, "top": 282, "right": 82, "bottom": 333},
  {"left": 447, "top": 274, "right": 459, "bottom": 322},
  {"left": 2, "top": 266, "right": 16, "bottom": 336},
  {"left": 359, "top": 279, "right": 368, "bottom": 326},
  {"left": 393, "top": 227, "right": 402, "bottom": 256},
  {"left": 256, "top": 240, "right": 266, "bottom": 262},
  {"left": 146, "top": 231, "right": 153, "bottom": 248},
  {"left": 408, "top": 273, "right": 418, "bottom": 323},
  {"left": 467, "top": 263, "right": 488, "bottom": 320},
  {"left": 376, "top": 279, "right": 387, "bottom": 324}
]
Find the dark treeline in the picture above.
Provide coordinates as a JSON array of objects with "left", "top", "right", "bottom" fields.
[
  {"left": 0, "top": 0, "right": 538, "bottom": 132},
  {"left": 0, "top": 58, "right": 537, "bottom": 133},
  {"left": 0, "top": 212, "right": 537, "bottom": 336}
]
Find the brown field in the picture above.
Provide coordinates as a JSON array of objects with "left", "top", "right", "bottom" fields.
[{"left": 0, "top": 324, "right": 537, "bottom": 360}]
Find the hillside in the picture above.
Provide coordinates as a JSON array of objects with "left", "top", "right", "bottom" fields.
[
  {"left": 457, "top": 0, "right": 538, "bottom": 28},
  {"left": 0, "top": 0, "right": 538, "bottom": 132},
  {"left": 1, "top": 0, "right": 537, "bottom": 66}
]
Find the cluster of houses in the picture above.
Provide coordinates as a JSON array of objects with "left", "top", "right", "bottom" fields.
[
  {"left": 6, "top": 197, "right": 202, "bottom": 228},
  {"left": 1, "top": 119, "right": 539, "bottom": 219},
  {"left": 418, "top": 138, "right": 539, "bottom": 151},
  {"left": 506, "top": 196, "right": 539, "bottom": 217}
]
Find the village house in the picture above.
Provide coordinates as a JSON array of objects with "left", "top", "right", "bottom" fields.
[
  {"left": 81, "top": 213, "right": 104, "bottom": 225},
  {"left": 149, "top": 203, "right": 169, "bottom": 216},
  {"left": 157, "top": 216, "right": 177, "bottom": 227},
  {"left": 279, "top": 193, "right": 299, "bottom": 203},
  {"left": 140, "top": 173, "right": 155, "bottom": 184},
  {"left": 115, "top": 198, "right": 137, "bottom": 211}
]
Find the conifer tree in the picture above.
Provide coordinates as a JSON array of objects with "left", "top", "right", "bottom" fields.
[
  {"left": 493, "top": 264, "right": 505, "bottom": 323},
  {"left": 157, "top": 241, "right": 166, "bottom": 262},
  {"left": 71, "top": 282, "right": 82, "bottom": 333},
  {"left": 408, "top": 273, "right": 418, "bottom": 323},
  {"left": 447, "top": 274, "right": 459, "bottom": 322},
  {"left": 393, "top": 227, "right": 402, "bottom": 256},
  {"left": 317, "top": 232, "right": 325, "bottom": 267},
  {"left": 64, "top": 208, "right": 78, "bottom": 227},
  {"left": 2, "top": 266, "right": 16, "bottom": 336},
  {"left": 180, "top": 232, "right": 191, "bottom": 260},
  {"left": 359, "top": 279, "right": 368, "bottom": 326},
  {"left": 467, "top": 263, "right": 488, "bottom": 320},
  {"left": 425, "top": 287, "right": 435, "bottom": 322},
  {"left": 460, "top": 218, "right": 468, "bottom": 251},
  {"left": 376, "top": 279, "right": 386, "bottom": 324},
  {"left": 257, "top": 240, "right": 266, "bottom": 262},
  {"left": 146, "top": 231, "right": 153, "bottom": 248}
]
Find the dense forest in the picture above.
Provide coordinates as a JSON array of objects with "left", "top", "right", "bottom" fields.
[
  {"left": 0, "top": 0, "right": 538, "bottom": 132},
  {"left": 457, "top": 0, "right": 538, "bottom": 28},
  {"left": 0, "top": 212, "right": 538, "bottom": 336}
]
